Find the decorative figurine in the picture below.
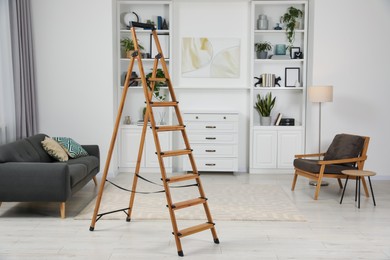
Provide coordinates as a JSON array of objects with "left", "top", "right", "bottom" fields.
[{"left": 274, "top": 23, "right": 282, "bottom": 30}]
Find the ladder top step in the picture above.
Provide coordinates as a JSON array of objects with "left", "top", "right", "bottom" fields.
[
  {"left": 155, "top": 125, "right": 185, "bottom": 132},
  {"left": 166, "top": 173, "right": 199, "bottom": 183},
  {"left": 160, "top": 149, "right": 192, "bottom": 157},
  {"left": 177, "top": 222, "right": 215, "bottom": 238},
  {"left": 172, "top": 197, "right": 206, "bottom": 211}
]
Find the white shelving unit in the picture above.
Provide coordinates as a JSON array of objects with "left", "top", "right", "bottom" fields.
[
  {"left": 115, "top": 1, "right": 173, "bottom": 173},
  {"left": 250, "top": 1, "right": 308, "bottom": 174}
]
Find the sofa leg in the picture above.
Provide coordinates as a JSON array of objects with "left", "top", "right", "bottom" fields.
[
  {"left": 0, "top": 202, "right": 2, "bottom": 207},
  {"left": 92, "top": 176, "right": 98, "bottom": 186},
  {"left": 60, "top": 202, "right": 65, "bottom": 219}
]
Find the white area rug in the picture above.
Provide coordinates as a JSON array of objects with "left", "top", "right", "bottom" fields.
[{"left": 76, "top": 178, "right": 305, "bottom": 221}]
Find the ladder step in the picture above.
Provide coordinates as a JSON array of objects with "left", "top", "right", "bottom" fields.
[
  {"left": 160, "top": 149, "right": 192, "bottom": 157},
  {"left": 148, "top": 77, "right": 167, "bottom": 82},
  {"left": 155, "top": 125, "right": 185, "bottom": 132},
  {"left": 166, "top": 173, "right": 199, "bottom": 183},
  {"left": 150, "top": 101, "right": 178, "bottom": 107},
  {"left": 172, "top": 198, "right": 207, "bottom": 210},
  {"left": 177, "top": 223, "right": 215, "bottom": 238}
]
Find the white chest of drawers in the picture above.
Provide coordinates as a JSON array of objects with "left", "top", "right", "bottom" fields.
[{"left": 183, "top": 111, "right": 239, "bottom": 172}]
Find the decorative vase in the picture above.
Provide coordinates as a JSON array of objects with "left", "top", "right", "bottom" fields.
[
  {"left": 275, "top": 44, "right": 286, "bottom": 55},
  {"left": 257, "top": 15, "right": 268, "bottom": 30},
  {"left": 260, "top": 116, "right": 271, "bottom": 126},
  {"left": 257, "top": 51, "right": 268, "bottom": 59}
]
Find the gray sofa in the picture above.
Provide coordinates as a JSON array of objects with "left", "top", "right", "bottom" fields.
[{"left": 0, "top": 133, "right": 100, "bottom": 218}]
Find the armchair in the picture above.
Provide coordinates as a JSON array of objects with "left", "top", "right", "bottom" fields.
[{"left": 291, "top": 133, "right": 370, "bottom": 200}]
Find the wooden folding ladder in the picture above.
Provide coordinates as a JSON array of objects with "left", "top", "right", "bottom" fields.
[{"left": 89, "top": 22, "right": 219, "bottom": 257}]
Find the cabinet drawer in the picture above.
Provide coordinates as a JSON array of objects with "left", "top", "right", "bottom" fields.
[
  {"left": 183, "top": 113, "right": 238, "bottom": 122},
  {"left": 183, "top": 157, "right": 238, "bottom": 172},
  {"left": 191, "top": 144, "right": 237, "bottom": 157},
  {"left": 185, "top": 122, "right": 237, "bottom": 132},
  {"left": 187, "top": 133, "right": 237, "bottom": 144}
]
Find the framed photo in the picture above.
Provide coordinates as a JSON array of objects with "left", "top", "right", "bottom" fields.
[
  {"left": 150, "top": 33, "right": 169, "bottom": 59},
  {"left": 285, "top": 67, "right": 300, "bottom": 87},
  {"left": 290, "top": 47, "right": 300, "bottom": 59}
]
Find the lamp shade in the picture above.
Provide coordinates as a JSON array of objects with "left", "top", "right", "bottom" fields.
[{"left": 308, "top": 85, "right": 333, "bottom": 103}]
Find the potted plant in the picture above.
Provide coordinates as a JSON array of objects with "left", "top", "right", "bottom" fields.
[
  {"left": 281, "top": 6, "right": 303, "bottom": 49},
  {"left": 120, "top": 37, "right": 144, "bottom": 58},
  {"left": 146, "top": 68, "right": 166, "bottom": 101},
  {"left": 254, "top": 92, "right": 276, "bottom": 125},
  {"left": 254, "top": 41, "right": 272, "bottom": 59}
]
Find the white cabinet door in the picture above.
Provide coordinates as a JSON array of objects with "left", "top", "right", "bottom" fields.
[
  {"left": 252, "top": 130, "right": 277, "bottom": 168},
  {"left": 145, "top": 131, "right": 171, "bottom": 168},
  {"left": 119, "top": 128, "right": 144, "bottom": 168},
  {"left": 277, "top": 131, "right": 302, "bottom": 168}
]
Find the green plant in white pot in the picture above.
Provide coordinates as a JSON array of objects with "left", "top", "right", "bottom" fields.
[
  {"left": 254, "top": 92, "right": 276, "bottom": 125},
  {"left": 254, "top": 41, "right": 272, "bottom": 59}
]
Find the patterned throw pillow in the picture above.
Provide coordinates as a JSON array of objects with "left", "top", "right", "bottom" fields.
[
  {"left": 41, "top": 137, "right": 69, "bottom": 162},
  {"left": 53, "top": 137, "right": 89, "bottom": 158}
]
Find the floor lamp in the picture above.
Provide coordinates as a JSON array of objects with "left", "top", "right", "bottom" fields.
[{"left": 308, "top": 85, "right": 333, "bottom": 186}]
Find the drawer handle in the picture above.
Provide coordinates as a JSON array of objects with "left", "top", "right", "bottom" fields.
[
  {"left": 205, "top": 163, "right": 216, "bottom": 166},
  {"left": 205, "top": 137, "right": 216, "bottom": 140},
  {"left": 205, "top": 150, "right": 216, "bottom": 153},
  {"left": 205, "top": 126, "right": 216, "bottom": 129}
]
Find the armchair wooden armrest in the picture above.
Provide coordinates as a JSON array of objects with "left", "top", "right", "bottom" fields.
[
  {"left": 317, "top": 156, "right": 367, "bottom": 165},
  {"left": 295, "top": 153, "right": 325, "bottom": 158}
]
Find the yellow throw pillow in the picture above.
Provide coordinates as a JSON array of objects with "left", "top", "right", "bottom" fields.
[{"left": 41, "top": 136, "right": 69, "bottom": 162}]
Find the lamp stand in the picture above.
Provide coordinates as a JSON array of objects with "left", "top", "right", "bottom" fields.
[{"left": 309, "top": 102, "right": 329, "bottom": 187}]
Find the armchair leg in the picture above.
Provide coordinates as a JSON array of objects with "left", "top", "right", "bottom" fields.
[
  {"left": 92, "top": 176, "right": 98, "bottom": 186},
  {"left": 291, "top": 172, "right": 298, "bottom": 191},
  {"left": 60, "top": 202, "right": 65, "bottom": 219},
  {"left": 337, "top": 178, "right": 343, "bottom": 189}
]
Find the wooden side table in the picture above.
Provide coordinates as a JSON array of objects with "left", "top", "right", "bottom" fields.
[{"left": 340, "top": 170, "right": 376, "bottom": 208}]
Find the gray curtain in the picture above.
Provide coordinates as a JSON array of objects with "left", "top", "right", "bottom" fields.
[{"left": 9, "top": 0, "right": 38, "bottom": 139}]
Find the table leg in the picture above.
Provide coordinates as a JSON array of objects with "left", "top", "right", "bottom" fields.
[
  {"left": 355, "top": 176, "right": 358, "bottom": 202},
  {"left": 368, "top": 176, "right": 376, "bottom": 206},
  {"left": 340, "top": 176, "right": 349, "bottom": 204},
  {"left": 358, "top": 176, "right": 361, "bottom": 209}
]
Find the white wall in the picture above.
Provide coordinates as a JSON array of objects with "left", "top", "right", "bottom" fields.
[
  {"left": 30, "top": 0, "right": 390, "bottom": 177},
  {"left": 306, "top": 0, "right": 390, "bottom": 177},
  {"left": 31, "top": 0, "right": 115, "bottom": 174}
]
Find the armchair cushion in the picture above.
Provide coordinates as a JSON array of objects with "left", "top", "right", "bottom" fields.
[
  {"left": 293, "top": 159, "right": 356, "bottom": 174},
  {"left": 323, "top": 134, "right": 365, "bottom": 166}
]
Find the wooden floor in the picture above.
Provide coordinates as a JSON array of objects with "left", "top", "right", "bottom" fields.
[{"left": 1, "top": 172, "right": 390, "bottom": 259}]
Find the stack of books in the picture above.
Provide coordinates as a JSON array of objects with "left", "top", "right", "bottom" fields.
[{"left": 137, "top": 120, "right": 151, "bottom": 126}]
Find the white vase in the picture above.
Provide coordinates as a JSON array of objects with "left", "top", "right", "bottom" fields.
[{"left": 260, "top": 116, "right": 271, "bottom": 126}]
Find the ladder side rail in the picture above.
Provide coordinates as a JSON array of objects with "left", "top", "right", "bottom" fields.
[{"left": 90, "top": 51, "right": 137, "bottom": 230}]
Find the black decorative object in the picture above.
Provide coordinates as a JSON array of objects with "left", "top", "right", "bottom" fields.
[
  {"left": 274, "top": 23, "right": 282, "bottom": 30},
  {"left": 290, "top": 47, "right": 300, "bottom": 59},
  {"left": 294, "top": 51, "right": 303, "bottom": 59},
  {"left": 162, "top": 19, "right": 168, "bottom": 30},
  {"left": 275, "top": 76, "right": 281, "bottom": 87},
  {"left": 280, "top": 118, "right": 295, "bottom": 126},
  {"left": 254, "top": 76, "right": 262, "bottom": 87}
]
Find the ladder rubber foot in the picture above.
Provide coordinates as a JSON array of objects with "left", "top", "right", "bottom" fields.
[
  {"left": 126, "top": 217, "right": 131, "bottom": 222},
  {"left": 89, "top": 226, "right": 94, "bottom": 231},
  {"left": 178, "top": 250, "right": 184, "bottom": 257},
  {"left": 214, "top": 238, "right": 220, "bottom": 244}
]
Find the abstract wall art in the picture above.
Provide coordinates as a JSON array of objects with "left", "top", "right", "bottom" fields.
[{"left": 181, "top": 37, "right": 240, "bottom": 78}]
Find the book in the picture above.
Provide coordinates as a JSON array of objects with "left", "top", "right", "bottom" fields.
[{"left": 274, "top": 113, "right": 282, "bottom": 126}]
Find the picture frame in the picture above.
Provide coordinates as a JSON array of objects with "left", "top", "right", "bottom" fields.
[
  {"left": 290, "top": 47, "right": 300, "bottom": 59},
  {"left": 285, "top": 67, "right": 300, "bottom": 87},
  {"left": 150, "top": 33, "right": 169, "bottom": 59}
]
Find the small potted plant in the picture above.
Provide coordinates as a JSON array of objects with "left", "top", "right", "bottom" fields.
[
  {"left": 281, "top": 6, "right": 303, "bottom": 49},
  {"left": 254, "top": 41, "right": 272, "bottom": 59},
  {"left": 146, "top": 68, "right": 166, "bottom": 101},
  {"left": 254, "top": 92, "right": 276, "bottom": 125},
  {"left": 120, "top": 37, "right": 144, "bottom": 58}
]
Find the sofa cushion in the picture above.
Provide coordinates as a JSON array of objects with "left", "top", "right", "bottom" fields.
[
  {"left": 68, "top": 163, "right": 88, "bottom": 188},
  {"left": 41, "top": 137, "right": 69, "bottom": 162},
  {"left": 53, "top": 137, "right": 89, "bottom": 158},
  {"left": 66, "top": 156, "right": 99, "bottom": 174},
  {"left": 294, "top": 159, "right": 357, "bottom": 174}
]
